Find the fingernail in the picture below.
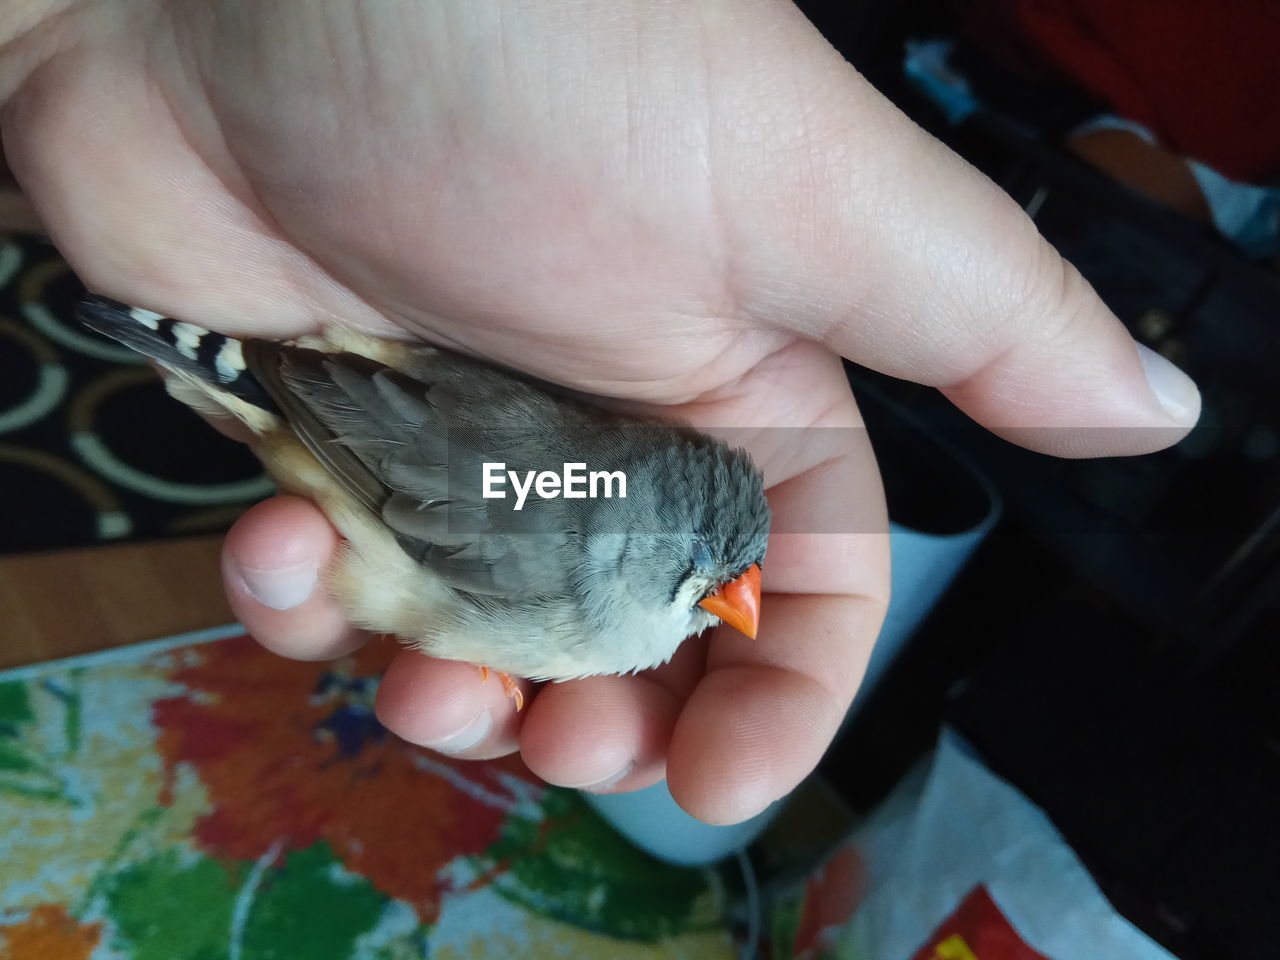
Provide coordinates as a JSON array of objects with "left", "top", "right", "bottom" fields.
[
  {"left": 575, "top": 760, "right": 633, "bottom": 793},
  {"left": 1136, "top": 343, "right": 1200, "bottom": 426},
  {"left": 427, "top": 710, "right": 492, "bottom": 755},
  {"left": 235, "top": 561, "right": 319, "bottom": 611}
]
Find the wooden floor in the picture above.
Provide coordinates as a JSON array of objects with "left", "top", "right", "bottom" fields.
[{"left": 0, "top": 536, "right": 233, "bottom": 670}]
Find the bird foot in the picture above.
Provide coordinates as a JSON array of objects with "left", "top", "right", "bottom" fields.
[{"left": 478, "top": 666, "right": 525, "bottom": 711}]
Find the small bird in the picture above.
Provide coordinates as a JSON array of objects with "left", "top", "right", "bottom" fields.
[{"left": 78, "top": 296, "right": 770, "bottom": 705}]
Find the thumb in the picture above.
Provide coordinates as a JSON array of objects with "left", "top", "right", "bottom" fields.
[{"left": 719, "top": 9, "right": 1198, "bottom": 456}]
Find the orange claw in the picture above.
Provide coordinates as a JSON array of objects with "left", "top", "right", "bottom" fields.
[
  {"left": 477, "top": 665, "right": 525, "bottom": 711},
  {"left": 499, "top": 672, "right": 525, "bottom": 711}
]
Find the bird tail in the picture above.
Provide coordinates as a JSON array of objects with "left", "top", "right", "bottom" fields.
[{"left": 77, "top": 295, "right": 278, "bottom": 412}]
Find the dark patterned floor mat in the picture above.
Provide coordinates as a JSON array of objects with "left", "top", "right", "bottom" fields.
[{"left": 0, "top": 233, "right": 270, "bottom": 553}]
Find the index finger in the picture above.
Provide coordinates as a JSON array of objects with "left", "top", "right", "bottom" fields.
[{"left": 666, "top": 356, "right": 890, "bottom": 825}]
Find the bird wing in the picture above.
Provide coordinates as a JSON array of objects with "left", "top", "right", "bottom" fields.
[{"left": 245, "top": 342, "right": 571, "bottom": 598}]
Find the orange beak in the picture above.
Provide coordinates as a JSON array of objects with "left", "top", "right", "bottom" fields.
[{"left": 698, "top": 563, "right": 762, "bottom": 639}]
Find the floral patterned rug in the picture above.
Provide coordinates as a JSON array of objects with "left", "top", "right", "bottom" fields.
[{"left": 0, "top": 627, "right": 739, "bottom": 959}]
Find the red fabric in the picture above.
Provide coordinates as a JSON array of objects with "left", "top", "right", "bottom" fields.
[
  {"left": 1011, "top": 0, "right": 1280, "bottom": 183},
  {"left": 910, "top": 885, "right": 1050, "bottom": 960}
]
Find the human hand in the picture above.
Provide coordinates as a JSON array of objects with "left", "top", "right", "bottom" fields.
[{"left": 1, "top": 0, "right": 1199, "bottom": 824}]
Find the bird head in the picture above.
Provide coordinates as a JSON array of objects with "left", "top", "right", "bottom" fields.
[{"left": 572, "top": 432, "right": 770, "bottom": 664}]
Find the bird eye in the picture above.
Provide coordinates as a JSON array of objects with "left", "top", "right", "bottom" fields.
[{"left": 691, "top": 539, "right": 713, "bottom": 569}]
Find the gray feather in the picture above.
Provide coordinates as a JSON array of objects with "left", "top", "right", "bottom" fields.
[{"left": 245, "top": 342, "right": 574, "bottom": 598}]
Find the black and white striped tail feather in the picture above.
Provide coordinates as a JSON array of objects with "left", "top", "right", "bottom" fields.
[{"left": 77, "top": 295, "right": 278, "bottom": 412}]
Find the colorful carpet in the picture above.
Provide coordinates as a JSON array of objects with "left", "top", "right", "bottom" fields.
[
  {"left": 0, "top": 628, "right": 739, "bottom": 959},
  {"left": 0, "top": 234, "right": 268, "bottom": 554}
]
